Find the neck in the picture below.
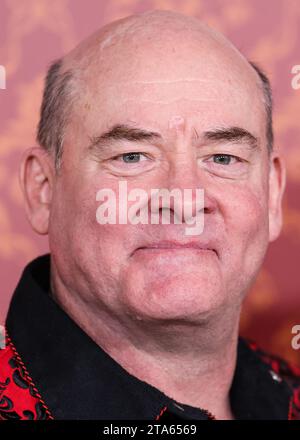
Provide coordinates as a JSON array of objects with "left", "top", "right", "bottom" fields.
[{"left": 51, "top": 274, "right": 240, "bottom": 420}]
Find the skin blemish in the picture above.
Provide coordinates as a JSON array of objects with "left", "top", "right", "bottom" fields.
[{"left": 168, "top": 115, "right": 186, "bottom": 132}]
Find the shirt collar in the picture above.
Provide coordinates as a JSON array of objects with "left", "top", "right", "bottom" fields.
[{"left": 6, "top": 254, "right": 292, "bottom": 420}]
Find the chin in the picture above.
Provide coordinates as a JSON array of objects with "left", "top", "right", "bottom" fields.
[{"left": 121, "top": 274, "right": 225, "bottom": 322}]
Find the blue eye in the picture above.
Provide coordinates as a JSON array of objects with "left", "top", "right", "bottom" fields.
[
  {"left": 109, "top": 151, "right": 151, "bottom": 172},
  {"left": 213, "top": 154, "right": 235, "bottom": 165},
  {"left": 122, "top": 153, "right": 142, "bottom": 163}
]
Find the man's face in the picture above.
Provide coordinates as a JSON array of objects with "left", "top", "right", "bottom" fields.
[{"left": 48, "top": 28, "right": 274, "bottom": 323}]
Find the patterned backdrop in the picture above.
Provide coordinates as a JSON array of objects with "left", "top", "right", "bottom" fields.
[{"left": 0, "top": 0, "right": 299, "bottom": 365}]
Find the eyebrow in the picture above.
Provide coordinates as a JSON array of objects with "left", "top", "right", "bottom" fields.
[
  {"left": 88, "top": 123, "right": 259, "bottom": 152},
  {"left": 202, "top": 126, "right": 259, "bottom": 150},
  {"left": 88, "top": 124, "right": 162, "bottom": 151}
]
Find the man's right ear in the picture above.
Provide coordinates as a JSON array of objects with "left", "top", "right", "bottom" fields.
[{"left": 19, "top": 147, "right": 54, "bottom": 235}]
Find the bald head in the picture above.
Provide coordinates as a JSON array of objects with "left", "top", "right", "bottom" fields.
[{"left": 37, "top": 10, "right": 272, "bottom": 168}]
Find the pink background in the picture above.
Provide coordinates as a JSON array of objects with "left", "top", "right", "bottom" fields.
[{"left": 0, "top": 0, "right": 300, "bottom": 365}]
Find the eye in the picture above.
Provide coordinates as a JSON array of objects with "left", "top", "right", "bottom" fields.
[
  {"left": 211, "top": 154, "right": 239, "bottom": 165},
  {"left": 200, "top": 152, "right": 248, "bottom": 179},
  {"left": 113, "top": 152, "right": 148, "bottom": 163}
]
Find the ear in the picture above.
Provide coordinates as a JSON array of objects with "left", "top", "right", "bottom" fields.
[
  {"left": 268, "top": 151, "right": 286, "bottom": 242},
  {"left": 19, "top": 147, "right": 54, "bottom": 235}
]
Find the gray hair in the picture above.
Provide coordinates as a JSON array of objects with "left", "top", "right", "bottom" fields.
[
  {"left": 37, "top": 59, "right": 74, "bottom": 169},
  {"left": 36, "top": 58, "right": 273, "bottom": 170},
  {"left": 249, "top": 61, "right": 273, "bottom": 152}
]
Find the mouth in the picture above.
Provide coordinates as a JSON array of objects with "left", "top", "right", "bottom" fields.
[{"left": 133, "top": 240, "right": 218, "bottom": 257}]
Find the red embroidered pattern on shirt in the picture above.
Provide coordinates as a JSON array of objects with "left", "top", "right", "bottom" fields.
[{"left": 0, "top": 332, "right": 53, "bottom": 420}]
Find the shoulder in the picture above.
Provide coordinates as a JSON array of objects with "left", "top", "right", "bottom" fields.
[
  {"left": 245, "top": 339, "right": 300, "bottom": 420},
  {"left": 246, "top": 339, "right": 300, "bottom": 386}
]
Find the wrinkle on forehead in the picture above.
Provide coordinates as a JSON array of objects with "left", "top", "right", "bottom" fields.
[
  {"left": 121, "top": 98, "right": 221, "bottom": 105},
  {"left": 100, "top": 79, "right": 236, "bottom": 103},
  {"left": 105, "top": 79, "right": 223, "bottom": 85},
  {"left": 101, "top": 78, "right": 251, "bottom": 106}
]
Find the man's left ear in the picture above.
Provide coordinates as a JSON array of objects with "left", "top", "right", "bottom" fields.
[
  {"left": 19, "top": 147, "right": 55, "bottom": 235},
  {"left": 268, "top": 151, "right": 286, "bottom": 242}
]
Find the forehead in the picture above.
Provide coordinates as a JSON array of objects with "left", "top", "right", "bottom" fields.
[
  {"left": 72, "top": 30, "right": 266, "bottom": 141},
  {"left": 79, "top": 82, "right": 265, "bottom": 143}
]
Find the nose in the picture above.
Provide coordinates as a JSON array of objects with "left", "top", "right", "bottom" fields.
[{"left": 149, "top": 153, "right": 217, "bottom": 225}]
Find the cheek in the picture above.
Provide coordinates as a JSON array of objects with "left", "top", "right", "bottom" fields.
[
  {"left": 49, "top": 174, "right": 101, "bottom": 261},
  {"left": 229, "top": 189, "right": 268, "bottom": 236},
  {"left": 217, "top": 173, "right": 267, "bottom": 231},
  {"left": 220, "top": 184, "right": 269, "bottom": 288},
  {"left": 49, "top": 177, "right": 130, "bottom": 295}
]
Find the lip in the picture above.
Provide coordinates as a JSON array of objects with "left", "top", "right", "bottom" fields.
[{"left": 134, "top": 240, "right": 218, "bottom": 256}]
